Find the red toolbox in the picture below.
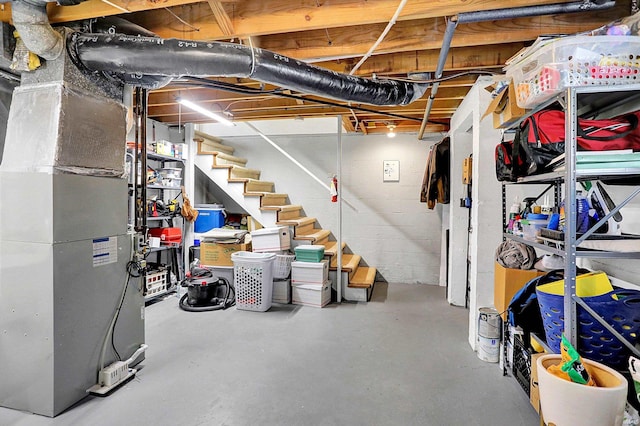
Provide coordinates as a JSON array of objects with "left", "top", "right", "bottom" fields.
[{"left": 148, "top": 227, "right": 182, "bottom": 243}]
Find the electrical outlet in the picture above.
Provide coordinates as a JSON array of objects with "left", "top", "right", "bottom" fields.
[
  {"left": 134, "top": 233, "right": 146, "bottom": 253},
  {"left": 99, "top": 361, "right": 128, "bottom": 387}
]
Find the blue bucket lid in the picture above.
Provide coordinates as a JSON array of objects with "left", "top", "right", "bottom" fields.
[{"left": 526, "top": 213, "right": 548, "bottom": 220}]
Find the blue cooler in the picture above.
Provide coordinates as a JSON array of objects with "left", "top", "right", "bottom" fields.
[{"left": 194, "top": 204, "right": 225, "bottom": 233}]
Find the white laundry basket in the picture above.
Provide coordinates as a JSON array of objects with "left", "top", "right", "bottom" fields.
[{"left": 231, "top": 251, "right": 276, "bottom": 312}]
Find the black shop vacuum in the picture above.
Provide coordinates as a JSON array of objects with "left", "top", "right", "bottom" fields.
[{"left": 178, "top": 266, "right": 235, "bottom": 312}]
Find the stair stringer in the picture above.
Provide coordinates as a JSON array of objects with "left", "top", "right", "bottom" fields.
[{"left": 194, "top": 155, "right": 277, "bottom": 227}]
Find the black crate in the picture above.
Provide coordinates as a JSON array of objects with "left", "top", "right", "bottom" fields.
[{"left": 512, "top": 334, "right": 531, "bottom": 396}]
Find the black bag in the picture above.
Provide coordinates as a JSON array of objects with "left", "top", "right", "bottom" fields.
[
  {"left": 495, "top": 138, "right": 528, "bottom": 182},
  {"left": 507, "top": 269, "right": 565, "bottom": 343},
  {"left": 514, "top": 108, "right": 640, "bottom": 176}
]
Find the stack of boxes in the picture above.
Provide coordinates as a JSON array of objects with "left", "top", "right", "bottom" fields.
[
  {"left": 291, "top": 245, "right": 330, "bottom": 308},
  {"left": 199, "top": 228, "right": 251, "bottom": 287},
  {"left": 250, "top": 226, "right": 292, "bottom": 304}
]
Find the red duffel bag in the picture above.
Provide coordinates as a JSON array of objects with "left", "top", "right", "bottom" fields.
[{"left": 514, "top": 109, "right": 640, "bottom": 175}]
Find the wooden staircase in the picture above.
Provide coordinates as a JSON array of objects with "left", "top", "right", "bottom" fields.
[{"left": 194, "top": 130, "right": 376, "bottom": 302}]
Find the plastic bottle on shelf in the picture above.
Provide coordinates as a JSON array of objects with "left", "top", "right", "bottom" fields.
[
  {"left": 576, "top": 190, "right": 590, "bottom": 234},
  {"left": 507, "top": 198, "right": 521, "bottom": 233}
]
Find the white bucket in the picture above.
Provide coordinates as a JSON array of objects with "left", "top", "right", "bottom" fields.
[
  {"left": 477, "top": 336, "right": 499, "bottom": 363},
  {"left": 537, "top": 354, "right": 628, "bottom": 426},
  {"left": 478, "top": 307, "right": 501, "bottom": 339}
]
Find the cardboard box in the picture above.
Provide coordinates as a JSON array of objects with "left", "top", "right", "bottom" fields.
[
  {"left": 482, "top": 79, "right": 527, "bottom": 129},
  {"left": 494, "top": 262, "right": 544, "bottom": 320},
  {"left": 530, "top": 353, "right": 544, "bottom": 414},
  {"left": 155, "top": 140, "right": 174, "bottom": 156},
  {"left": 200, "top": 242, "right": 252, "bottom": 267}
]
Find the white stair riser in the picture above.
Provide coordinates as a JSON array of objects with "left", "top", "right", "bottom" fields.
[
  {"left": 329, "top": 271, "right": 369, "bottom": 302},
  {"left": 195, "top": 156, "right": 277, "bottom": 227}
]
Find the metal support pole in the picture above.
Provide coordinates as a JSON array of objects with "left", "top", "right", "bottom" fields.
[
  {"left": 336, "top": 115, "right": 343, "bottom": 303},
  {"left": 564, "top": 87, "right": 578, "bottom": 348}
]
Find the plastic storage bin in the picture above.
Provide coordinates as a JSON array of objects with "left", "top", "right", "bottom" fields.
[
  {"left": 194, "top": 204, "right": 225, "bottom": 233},
  {"left": 291, "top": 260, "right": 329, "bottom": 284},
  {"left": 505, "top": 36, "right": 640, "bottom": 108},
  {"left": 231, "top": 251, "right": 276, "bottom": 312},
  {"left": 292, "top": 280, "right": 331, "bottom": 308},
  {"left": 251, "top": 226, "right": 291, "bottom": 252},
  {"left": 294, "top": 245, "right": 325, "bottom": 262},
  {"left": 160, "top": 167, "right": 182, "bottom": 179},
  {"left": 521, "top": 214, "right": 549, "bottom": 241}
]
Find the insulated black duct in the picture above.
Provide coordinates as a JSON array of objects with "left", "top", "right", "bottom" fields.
[{"left": 68, "top": 33, "right": 426, "bottom": 106}]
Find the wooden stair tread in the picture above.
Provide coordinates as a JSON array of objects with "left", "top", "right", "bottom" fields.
[
  {"left": 294, "top": 229, "right": 330, "bottom": 242},
  {"left": 348, "top": 267, "right": 376, "bottom": 288},
  {"left": 195, "top": 141, "right": 234, "bottom": 156},
  {"left": 330, "top": 254, "right": 361, "bottom": 272},
  {"left": 244, "top": 192, "right": 287, "bottom": 198},
  {"left": 195, "top": 130, "right": 223, "bottom": 143},
  {"left": 194, "top": 130, "right": 234, "bottom": 154},
  {"left": 260, "top": 204, "right": 301, "bottom": 212},
  {"left": 229, "top": 178, "right": 272, "bottom": 184},
  {"left": 229, "top": 165, "right": 261, "bottom": 179},
  {"left": 215, "top": 152, "right": 247, "bottom": 165},
  {"left": 322, "top": 241, "right": 346, "bottom": 257},
  {"left": 276, "top": 216, "right": 315, "bottom": 226}
]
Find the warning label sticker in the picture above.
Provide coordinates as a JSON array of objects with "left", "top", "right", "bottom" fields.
[{"left": 92, "top": 236, "right": 118, "bottom": 267}]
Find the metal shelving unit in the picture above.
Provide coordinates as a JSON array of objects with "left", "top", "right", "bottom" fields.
[
  {"left": 128, "top": 148, "right": 186, "bottom": 301},
  {"left": 502, "top": 84, "right": 640, "bottom": 358}
]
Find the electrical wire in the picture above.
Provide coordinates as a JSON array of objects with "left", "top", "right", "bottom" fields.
[
  {"left": 163, "top": 7, "right": 200, "bottom": 32},
  {"left": 385, "top": 69, "right": 499, "bottom": 84},
  {"left": 99, "top": 234, "right": 139, "bottom": 370},
  {"left": 349, "top": 0, "right": 407, "bottom": 75},
  {"left": 110, "top": 273, "right": 130, "bottom": 360}
]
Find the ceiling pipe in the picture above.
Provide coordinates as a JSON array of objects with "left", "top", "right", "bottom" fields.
[
  {"left": 69, "top": 33, "right": 426, "bottom": 106},
  {"left": 417, "top": 0, "right": 617, "bottom": 139},
  {"left": 10, "top": 0, "right": 425, "bottom": 107},
  {"left": 11, "top": 0, "right": 65, "bottom": 60}
]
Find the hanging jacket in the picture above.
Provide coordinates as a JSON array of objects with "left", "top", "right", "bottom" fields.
[{"left": 420, "top": 136, "right": 450, "bottom": 209}]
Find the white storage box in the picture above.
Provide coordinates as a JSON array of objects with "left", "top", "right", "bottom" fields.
[
  {"left": 505, "top": 36, "right": 640, "bottom": 108},
  {"left": 251, "top": 226, "right": 291, "bottom": 252},
  {"left": 292, "top": 280, "right": 331, "bottom": 308},
  {"left": 291, "top": 260, "right": 329, "bottom": 285},
  {"left": 272, "top": 279, "right": 291, "bottom": 304}
]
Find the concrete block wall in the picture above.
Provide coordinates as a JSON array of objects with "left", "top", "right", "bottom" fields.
[{"left": 198, "top": 121, "right": 444, "bottom": 285}]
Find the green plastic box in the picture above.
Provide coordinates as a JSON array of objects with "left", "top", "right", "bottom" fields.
[{"left": 294, "top": 245, "right": 325, "bottom": 262}]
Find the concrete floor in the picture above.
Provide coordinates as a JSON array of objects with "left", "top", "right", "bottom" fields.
[{"left": 0, "top": 283, "right": 539, "bottom": 426}]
